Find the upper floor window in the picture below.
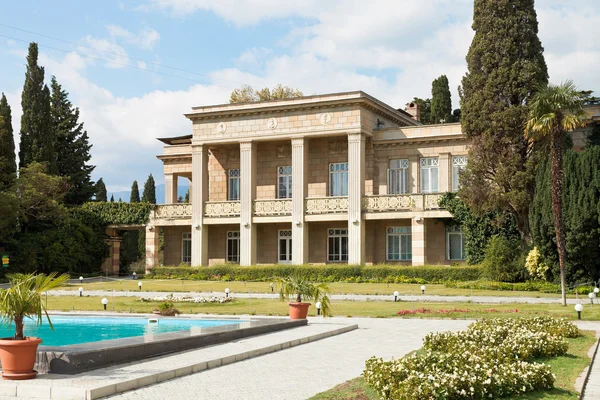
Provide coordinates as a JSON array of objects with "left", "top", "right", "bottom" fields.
[
  {"left": 228, "top": 169, "right": 240, "bottom": 201},
  {"left": 329, "top": 162, "right": 348, "bottom": 197},
  {"left": 446, "top": 225, "right": 466, "bottom": 261},
  {"left": 278, "top": 166, "right": 292, "bottom": 199},
  {"left": 387, "top": 227, "right": 412, "bottom": 261},
  {"left": 182, "top": 232, "right": 192, "bottom": 264},
  {"left": 420, "top": 157, "right": 439, "bottom": 193},
  {"left": 388, "top": 159, "right": 409, "bottom": 194},
  {"left": 452, "top": 156, "right": 467, "bottom": 192}
]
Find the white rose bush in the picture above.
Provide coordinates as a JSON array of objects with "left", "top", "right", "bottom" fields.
[
  {"left": 363, "top": 317, "right": 579, "bottom": 399},
  {"left": 138, "top": 294, "right": 233, "bottom": 304}
]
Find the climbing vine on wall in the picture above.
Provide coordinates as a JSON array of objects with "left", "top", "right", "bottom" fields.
[{"left": 81, "top": 202, "right": 153, "bottom": 226}]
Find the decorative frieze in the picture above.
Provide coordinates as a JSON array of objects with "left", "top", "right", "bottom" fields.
[
  {"left": 253, "top": 199, "right": 292, "bottom": 216},
  {"left": 328, "top": 138, "right": 348, "bottom": 155},
  {"left": 276, "top": 144, "right": 291, "bottom": 158}
]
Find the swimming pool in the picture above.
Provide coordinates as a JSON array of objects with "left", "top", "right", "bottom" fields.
[{"left": 0, "top": 316, "right": 243, "bottom": 347}]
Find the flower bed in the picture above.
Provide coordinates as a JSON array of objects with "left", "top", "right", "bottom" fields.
[
  {"left": 137, "top": 294, "right": 233, "bottom": 304},
  {"left": 363, "top": 317, "right": 580, "bottom": 399},
  {"left": 396, "top": 307, "right": 519, "bottom": 316}
]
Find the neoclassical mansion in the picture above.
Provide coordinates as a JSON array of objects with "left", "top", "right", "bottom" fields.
[{"left": 126, "top": 91, "right": 598, "bottom": 273}]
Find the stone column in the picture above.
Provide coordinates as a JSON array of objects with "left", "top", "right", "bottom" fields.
[
  {"left": 439, "top": 153, "right": 450, "bottom": 193},
  {"left": 187, "top": 179, "right": 193, "bottom": 203},
  {"left": 145, "top": 225, "right": 159, "bottom": 273},
  {"left": 378, "top": 160, "right": 388, "bottom": 195},
  {"left": 164, "top": 174, "right": 178, "bottom": 204},
  {"left": 291, "top": 138, "right": 308, "bottom": 264},
  {"left": 348, "top": 133, "right": 365, "bottom": 265},
  {"left": 408, "top": 155, "right": 419, "bottom": 194},
  {"left": 411, "top": 217, "right": 427, "bottom": 266},
  {"left": 240, "top": 141, "right": 257, "bottom": 266},
  {"left": 191, "top": 145, "right": 209, "bottom": 266}
]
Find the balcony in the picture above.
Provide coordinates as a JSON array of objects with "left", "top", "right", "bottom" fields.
[
  {"left": 305, "top": 196, "right": 349, "bottom": 214},
  {"left": 363, "top": 194, "right": 413, "bottom": 213},
  {"left": 254, "top": 199, "right": 292, "bottom": 216},
  {"left": 154, "top": 203, "right": 192, "bottom": 220},
  {"left": 204, "top": 200, "right": 241, "bottom": 217}
]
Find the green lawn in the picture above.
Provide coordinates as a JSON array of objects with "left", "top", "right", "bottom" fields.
[
  {"left": 62, "top": 279, "right": 575, "bottom": 299},
  {"left": 310, "top": 331, "right": 597, "bottom": 400},
  {"left": 46, "top": 295, "right": 600, "bottom": 320}
]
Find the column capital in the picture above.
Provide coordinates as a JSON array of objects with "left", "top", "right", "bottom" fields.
[
  {"left": 348, "top": 132, "right": 365, "bottom": 143},
  {"left": 291, "top": 137, "right": 307, "bottom": 147},
  {"left": 240, "top": 141, "right": 255, "bottom": 151}
]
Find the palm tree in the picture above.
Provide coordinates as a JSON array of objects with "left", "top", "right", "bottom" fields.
[{"left": 525, "top": 81, "right": 586, "bottom": 306}]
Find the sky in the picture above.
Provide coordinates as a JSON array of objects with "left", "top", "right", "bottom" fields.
[{"left": 0, "top": 0, "right": 598, "bottom": 193}]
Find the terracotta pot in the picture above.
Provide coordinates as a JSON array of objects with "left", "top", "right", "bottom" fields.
[
  {"left": 289, "top": 302, "right": 311, "bottom": 320},
  {"left": 0, "top": 337, "right": 42, "bottom": 380}
]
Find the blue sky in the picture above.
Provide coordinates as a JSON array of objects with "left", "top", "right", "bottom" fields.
[{"left": 0, "top": 0, "right": 598, "bottom": 193}]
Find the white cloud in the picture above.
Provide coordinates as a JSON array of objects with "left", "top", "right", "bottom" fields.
[
  {"left": 106, "top": 25, "right": 161, "bottom": 50},
  {"left": 78, "top": 36, "right": 130, "bottom": 69},
  {"left": 137, "top": 60, "right": 147, "bottom": 69}
]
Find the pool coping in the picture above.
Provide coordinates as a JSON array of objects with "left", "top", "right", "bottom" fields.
[
  {"left": 33, "top": 315, "right": 305, "bottom": 374},
  {"left": 0, "top": 322, "right": 358, "bottom": 400}
]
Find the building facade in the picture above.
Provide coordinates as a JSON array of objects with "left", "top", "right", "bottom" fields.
[{"left": 143, "top": 91, "right": 477, "bottom": 270}]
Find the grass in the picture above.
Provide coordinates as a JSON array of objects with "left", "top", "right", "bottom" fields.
[
  {"left": 310, "top": 331, "right": 597, "bottom": 400},
  {"left": 45, "top": 295, "right": 600, "bottom": 320},
  {"left": 62, "top": 279, "right": 576, "bottom": 299}
]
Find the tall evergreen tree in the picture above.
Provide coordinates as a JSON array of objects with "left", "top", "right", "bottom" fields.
[
  {"left": 95, "top": 178, "right": 107, "bottom": 201},
  {"left": 19, "top": 43, "right": 55, "bottom": 173},
  {"left": 142, "top": 174, "right": 156, "bottom": 204},
  {"left": 431, "top": 75, "right": 452, "bottom": 124},
  {"left": 459, "top": 0, "right": 548, "bottom": 242},
  {"left": 130, "top": 181, "right": 140, "bottom": 203},
  {"left": 50, "top": 76, "right": 95, "bottom": 204},
  {"left": 0, "top": 94, "right": 16, "bottom": 189},
  {"left": 110, "top": 194, "right": 114, "bottom": 202}
]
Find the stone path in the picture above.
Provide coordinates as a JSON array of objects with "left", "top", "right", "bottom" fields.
[
  {"left": 49, "top": 289, "right": 584, "bottom": 304},
  {"left": 581, "top": 324, "right": 600, "bottom": 400}
]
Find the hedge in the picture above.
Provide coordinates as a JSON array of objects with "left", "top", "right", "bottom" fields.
[
  {"left": 445, "top": 280, "right": 594, "bottom": 294},
  {"left": 147, "top": 264, "right": 484, "bottom": 283},
  {"left": 81, "top": 202, "right": 153, "bottom": 226}
]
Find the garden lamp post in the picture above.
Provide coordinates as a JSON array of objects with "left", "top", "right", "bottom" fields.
[
  {"left": 589, "top": 292, "right": 595, "bottom": 305},
  {"left": 575, "top": 303, "right": 583, "bottom": 320},
  {"left": 393, "top": 291, "right": 399, "bottom": 302},
  {"left": 133, "top": 272, "right": 137, "bottom": 280},
  {"left": 421, "top": 285, "right": 426, "bottom": 295},
  {"left": 138, "top": 281, "right": 142, "bottom": 291},
  {"left": 101, "top": 297, "right": 108, "bottom": 311},
  {"left": 79, "top": 276, "right": 83, "bottom": 284},
  {"left": 78, "top": 287, "right": 83, "bottom": 297},
  {"left": 594, "top": 287, "right": 599, "bottom": 296},
  {"left": 316, "top": 301, "right": 322, "bottom": 316},
  {"left": 225, "top": 288, "right": 230, "bottom": 298}
]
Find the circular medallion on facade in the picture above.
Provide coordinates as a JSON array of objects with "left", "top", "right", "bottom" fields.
[
  {"left": 216, "top": 122, "right": 227, "bottom": 134},
  {"left": 320, "top": 112, "right": 332, "bottom": 125},
  {"left": 267, "top": 117, "right": 278, "bottom": 129}
]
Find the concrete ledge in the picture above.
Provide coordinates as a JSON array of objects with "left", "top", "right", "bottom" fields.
[{"left": 1, "top": 323, "right": 357, "bottom": 400}]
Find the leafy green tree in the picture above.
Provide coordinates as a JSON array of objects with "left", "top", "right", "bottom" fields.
[
  {"left": 141, "top": 174, "right": 156, "bottom": 204},
  {"left": 587, "top": 124, "right": 600, "bottom": 147},
  {"left": 431, "top": 75, "right": 452, "bottom": 124},
  {"left": 230, "top": 84, "right": 303, "bottom": 104},
  {"left": 19, "top": 43, "right": 55, "bottom": 173},
  {"left": 184, "top": 187, "right": 190, "bottom": 203},
  {"left": 451, "top": 108, "right": 461, "bottom": 123},
  {"left": 130, "top": 181, "right": 140, "bottom": 203},
  {"left": 50, "top": 77, "right": 95, "bottom": 204},
  {"left": 525, "top": 81, "right": 586, "bottom": 306},
  {"left": 95, "top": 178, "right": 107, "bottom": 201},
  {"left": 459, "top": 0, "right": 548, "bottom": 242},
  {"left": 410, "top": 97, "right": 432, "bottom": 124},
  {"left": 0, "top": 94, "right": 16, "bottom": 189}
]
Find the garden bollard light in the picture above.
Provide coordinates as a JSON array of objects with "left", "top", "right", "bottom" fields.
[
  {"left": 421, "top": 285, "right": 426, "bottom": 295},
  {"left": 225, "top": 288, "right": 230, "bottom": 298},
  {"left": 575, "top": 303, "right": 583, "bottom": 320},
  {"left": 595, "top": 287, "right": 599, "bottom": 295},
  {"left": 138, "top": 281, "right": 142, "bottom": 291},
  {"left": 393, "top": 291, "right": 399, "bottom": 302},
  {"left": 316, "top": 301, "right": 322, "bottom": 316},
  {"left": 133, "top": 272, "right": 137, "bottom": 280},
  {"left": 79, "top": 287, "right": 83, "bottom": 297},
  {"left": 589, "top": 292, "right": 596, "bottom": 305},
  {"left": 79, "top": 276, "right": 83, "bottom": 284},
  {"left": 270, "top": 283, "right": 274, "bottom": 292},
  {"left": 101, "top": 297, "right": 108, "bottom": 311}
]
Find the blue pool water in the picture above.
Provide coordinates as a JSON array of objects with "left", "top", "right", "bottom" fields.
[{"left": 0, "top": 316, "right": 243, "bottom": 347}]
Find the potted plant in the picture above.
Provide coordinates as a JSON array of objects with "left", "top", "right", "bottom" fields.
[
  {"left": 276, "top": 275, "right": 330, "bottom": 319},
  {"left": 0, "top": 272, "right": 69, "bottom": 380}
]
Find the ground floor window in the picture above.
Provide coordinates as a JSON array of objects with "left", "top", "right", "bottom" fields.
[
  {"left": 386, "top": 227, "right": 411, "bottom": 261},
  {"left": 278, "top": 230, "right": 292, "bottom": 263},
  {"left": 327, "top": 228, "right": 348, "bottom": 262},
  {"left": 227, "top": 231, "right": 240, "bottom": 263},
  {"left": 182, "top": 232, "right": 192, "bottom": 264},
  {"left": 446, "top": 225, "right": 466, "bottom": 261}
]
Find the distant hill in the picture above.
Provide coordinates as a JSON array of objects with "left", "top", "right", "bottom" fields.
[{"left": 108, "top": 183, "right": 190, "bottom": 204}]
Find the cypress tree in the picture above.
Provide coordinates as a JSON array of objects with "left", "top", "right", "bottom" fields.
[
  {"left": 142, "top": 174, "right": 156, "bottom": 204},
  {"left": 0, "top": 93, "right": 16, "bottom": 189},
  {"left": 130, "top": 181, "right": 140, "bottom": 203},
  {"left": 431, "top": 75, "right": 452, "bottom": 124},
  {"left": 95, "top": 178, "right": 107, "bottom": 201},
  {"left": 19, "top": 43, "right": 56, "bottom": 173},
  {"left": 184, "top": 187, "right": 190, "bottom": 203},
  {"left": 50, "top": 76, "right": 95, "bottom": 204},
  {"left": 110, "top": 194, "right": 114, "bottom": 202},
  {"left": 459, "top": 0, "right": 548, "bottom": 242}
]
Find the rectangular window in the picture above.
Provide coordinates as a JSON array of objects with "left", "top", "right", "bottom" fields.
[
  {"left": 226, "top": 231, "right": 240, "bottom": 263},
  {"left": 277, "top": 166, "right": 293, "bottom": 199},
  {"left": 386, "top": 227, "right": 412, "bottom": 261},
  {"left": 278, "top": 229, "right": 292, "bottom": 263},
  {"left": 446, "top": 225, "right": 466, "bottom": 261},
  {"left": 388, "top": 159, "right": 409, "bottom": 194},
  {"left": 182, "top": 232, "right": 192, "bottom": 264},
  {"left": 327, "top": 228, "right": 348, "bottom": 262},
  {"left": 420, "top": 158, "right": 439, "bottom": 193},
  {"left": 228, "top": 169, "right": 240, "bottom": 201},
  {"left": 329, "top": 163, "right": 349, "bottom": 197},
  {"left": 452, "top": 156, "right": 467, "bottom": 192}
]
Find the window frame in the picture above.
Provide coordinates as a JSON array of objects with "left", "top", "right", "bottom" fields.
[
  {"left": 226, "top": 231, "right": 240, "bottom": 263},
  {"left": 278, "top": 229, "right": 292, "bottom": 264},
  {"left": 329, "top": 162, "right": 349, "bottom": 197},
  {"left": 277, "top": 166, "right": 293, "bottom": 199},
  {"left": 386, "top": 226, "right": 412, "bottom": 261},
  {"left": 181, "top": 232, "right": 192, "bottom": 264},
  {"left": 228, "top": 169, "right": 240, "bottom": 201},
  {"left": 420, "top": 157, "right": 439, "bottom": 193},
  {"left": 388, "top": 159, "right": 409, "bottom": 195},
  {"left": 327, "top": 228, "right": 348, "bottom": 263},
  {"left": 446, "top": 225, "right": 466, "bottom": 261},
  {"left": 452, "top": 156, "right": 467, "bottom": 192}
]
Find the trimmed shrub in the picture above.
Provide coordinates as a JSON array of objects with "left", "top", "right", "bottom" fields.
[
  {"left": 444, "top": 279, "right": 594, "bottom": 294},
  {"left": 483, "top": 235, "right": 528, "bottom": 282},
  {"left": 147, "top": 264, "right": 483, "bottom": 283}
]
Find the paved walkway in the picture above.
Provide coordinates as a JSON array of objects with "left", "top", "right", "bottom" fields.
[
  {"left": 582, "top": 325, "right": 600, "bottom": 400},
  {"left": 49, "top": 289, "right": 585, "bottom": 304}
]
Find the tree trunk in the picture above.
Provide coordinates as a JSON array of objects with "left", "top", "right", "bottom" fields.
[
  {"left": 550, "top": 127, "right": 568, "bottom": 306},
  {"left": 296, "top": 293, "right": 302, "bottom": 303},
  {"left": 14, "top": 315, "right": 24, "bottom": 340}
]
